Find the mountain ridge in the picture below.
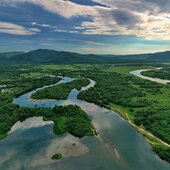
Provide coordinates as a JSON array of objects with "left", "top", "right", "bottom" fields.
[{"left": 0, "top": 49, "right": 169, "bottom": 64}]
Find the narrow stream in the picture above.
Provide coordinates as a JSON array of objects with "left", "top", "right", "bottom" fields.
[{"left": 0, "top": 76, "right": 169, "bottom": 170}]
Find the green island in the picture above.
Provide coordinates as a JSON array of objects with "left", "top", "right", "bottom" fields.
[
  {"left": 0, "top": 64, "right": 170, "bottom": 163},
  {"left": 0, "top": 103, "right": 95, "bottom": 139},
  {"left": 51, "top": 153, "right": 63, "bottom": 160},
  {"left": 31, "top": 77, "right": 90, "bottom": 100}
]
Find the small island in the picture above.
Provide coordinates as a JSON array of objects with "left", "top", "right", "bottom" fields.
[{"left": 51, "top": 153, "right": 63, "bottom": 160}]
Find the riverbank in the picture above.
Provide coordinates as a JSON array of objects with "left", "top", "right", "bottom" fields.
[
  {"left": 141, "top": 67, "right": 170, "bottom": 82},
  {"left": 111, "top": 106, "right": 170, "bottom": 147}
]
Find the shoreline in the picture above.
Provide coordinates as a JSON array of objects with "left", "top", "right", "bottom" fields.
[{"left": 111, "top": 107, "right": 170, "bottom": 148}]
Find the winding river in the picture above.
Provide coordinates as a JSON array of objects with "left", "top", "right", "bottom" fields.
[
  {"left": 0, "top": 76, "right": 169, "bottom": 170},
  {"left": 130, "top": 68, "right": 170, "bottom": 85}
]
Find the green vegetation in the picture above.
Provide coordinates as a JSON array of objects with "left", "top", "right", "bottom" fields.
[
  {"left": 142, "top": 67, "right": 170, "bottom": 80},
  {"left": 0, "top": 63, "right": 170, "bottom": 163},
  {"left": 44, "top": 105, "right": 94, "bottom": 138},
  {"left": 31, "top": 77, "right": 90, "bottom": 100},
  {"left": 0, "top": 65, "right": 94, "bottom": 139},
  {"left": 51, "top": 153, "right": 63, "bottom": 160},
  {"left": 0, "top": 103, "right": 94, "bottom": 139},
  {"left": 0, "top": 65, "right": 61, "bottom": 97},
  {"left": 153, "top": 146, "right": 170, "bottom": 163}
]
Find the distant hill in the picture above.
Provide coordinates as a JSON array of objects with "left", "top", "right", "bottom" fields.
[
  {"left": 0, "top": 49, "right": 169, "bottom": 64},
  {"left": 147, "top": 51, "right": 170, "bottom": 62},
  {"left": 0, "top": 52, "right": 23, "bottom": 63},
  {"left": 0, "top": 52, "right": 23, "bottom": 58}
]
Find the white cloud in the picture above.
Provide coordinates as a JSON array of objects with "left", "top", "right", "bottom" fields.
[
  {"left": 2, "top": 0, "right": 106, "bottom": 18},
  {"left": 1, "top": 0, "right": 170, "bottom": 40},
  {"left": 31, "top": 22, "right": 51, "bottom": 28},
  {"left": 54, "top": 28, "right": 78, "bottom": 34},
  {"left": 0, "top": 21, "right": 40, "bottom": 35}
]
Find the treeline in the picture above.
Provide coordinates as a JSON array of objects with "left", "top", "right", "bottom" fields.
[
  {"left": 31, "top": 77, "right": 90, "bottom": 100},
  {"left": 0, "top": 104, "right": 94, "bottom": 139}
]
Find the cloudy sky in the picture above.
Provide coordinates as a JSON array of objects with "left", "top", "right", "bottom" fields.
[{"left": 0, "top": 0, "right": 170, "bottom": 54}]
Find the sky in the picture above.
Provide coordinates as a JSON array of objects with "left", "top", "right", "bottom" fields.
[{"left": 0, "top": 0, "right": 170, "bottom": 55}]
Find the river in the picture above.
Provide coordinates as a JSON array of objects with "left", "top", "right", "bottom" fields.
[
  {"left": 130, "top": 68, "right": 170, "bottom": 85},
  {"left": 0, "top": 76, "right": 169, "bottom": 170}
]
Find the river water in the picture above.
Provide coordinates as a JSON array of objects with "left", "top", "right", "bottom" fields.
[
  {"left": 0, "top": 76, "right": 169, "bottom": 170},
  {"left": 130, "top": 68, "right": 170, "bottom": 85}
]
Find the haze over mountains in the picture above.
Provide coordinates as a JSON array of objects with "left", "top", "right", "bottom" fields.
[{"left": 0, "top": 49, "right": 170, "bottom": 64}]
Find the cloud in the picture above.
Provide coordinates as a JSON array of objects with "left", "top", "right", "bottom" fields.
[
  {"left": 54, "top": 28, "right": 78, "bottom": 34},
  {"left": 1, "top": 0, "right": 170, "bottom": 40},
  {"left": 112, "top": 9, "right": 141, "bottom": 26},
  {"left": 31, "top": 22, "right": 51, "bottom": 28},
  {"left": 1, "top": 0, "right": 106, "bottom": 18},
  {"left": 0, "top": 21, "right": 40, "bottom": 35}
]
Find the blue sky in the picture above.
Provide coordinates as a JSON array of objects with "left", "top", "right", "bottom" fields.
[{"left": 0, "top": 0, "right": 169, "bottom": 54}]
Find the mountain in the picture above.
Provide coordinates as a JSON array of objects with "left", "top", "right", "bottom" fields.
[
  {"left": 0, "top": 52, "right": 23, "bottom": 58},
  {"left": 147, "top": 51, "right": 170, "bottom": 62},
  {"left": 0, "top": 52, "right": 23, "bottom": 63},
  {"left": 0, "top": 49, "right": 169, "bottom": 64}
]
